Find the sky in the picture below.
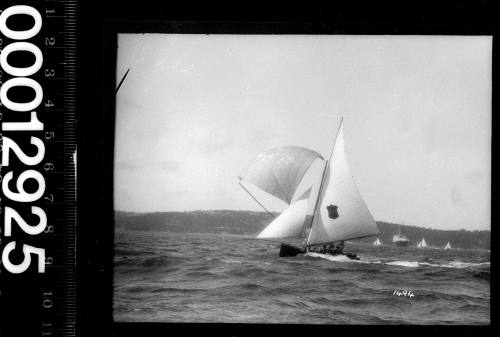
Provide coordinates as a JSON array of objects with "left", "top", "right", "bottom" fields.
[{"left": 114, "top": 34, "right": 491, "bottom": 231}]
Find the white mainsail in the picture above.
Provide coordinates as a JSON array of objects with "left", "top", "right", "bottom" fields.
[
  {"left": 444, "top": 242, "right": 451, "bottom": 250},
  {"left": 417, "top": 238, "right": 428, "bottom": 248},
  {"left": 373, "top": 238, "right": 381, "bottom": 246},
  {"left": 307, "top": 120, "right": 380, "bottom": 246},
  {"left": 239, "top": 146, "right": 324, "bottom": 204}
]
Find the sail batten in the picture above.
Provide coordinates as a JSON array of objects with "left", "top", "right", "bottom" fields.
[{"left": 307, "top": 121, "right": 380, "bottom": 246}]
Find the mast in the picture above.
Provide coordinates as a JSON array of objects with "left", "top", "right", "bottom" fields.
[{"left": 304, "top": 117, "right": 344, "bottom": 248}]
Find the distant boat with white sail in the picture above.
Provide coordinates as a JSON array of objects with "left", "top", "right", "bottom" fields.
[
  {"left": 373, "top": 238, "right": 381, "bottom": 246},
  {"left": 417, "top": 238, "right": 428, "bottom": 248},
  {"left": 392, "top": 227, "right": 409, "bottom": 247},
  {"left": 444, "top": 242, "right": 452, "bottom": 250},
  {"left": 238, "top": 118, "right": 379, "bottom": 260}
]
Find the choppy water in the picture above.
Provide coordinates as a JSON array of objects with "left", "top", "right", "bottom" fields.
[{"left": 114, "top": 230, "right": 490, "bottom": 324}]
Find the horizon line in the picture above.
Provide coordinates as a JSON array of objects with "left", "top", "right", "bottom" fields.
[{"left": 114, "top": 208, "right": 490, "bottom": 232}]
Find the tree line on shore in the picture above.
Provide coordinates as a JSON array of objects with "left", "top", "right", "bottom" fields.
[{"left": 115, "top": 210, "right": 490, "bottom": 250}]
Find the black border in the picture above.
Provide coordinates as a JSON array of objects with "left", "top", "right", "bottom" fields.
[{"left": 77, "top": 1, "right": 497, "bottom": 336}]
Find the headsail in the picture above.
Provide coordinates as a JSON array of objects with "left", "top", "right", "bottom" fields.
[
  {"left": 239, "top": 146, "right": 323, "bottom": 204},
  {"left": 307, "top": 120, "right": 380, "bottom": 246},
  {"left": 257, "top": 198, "right": 308, "bottom": 239}
]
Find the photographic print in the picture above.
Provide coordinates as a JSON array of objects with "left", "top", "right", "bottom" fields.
[{"left": 113, "top": 34, "right": 490, "bottom": 324}]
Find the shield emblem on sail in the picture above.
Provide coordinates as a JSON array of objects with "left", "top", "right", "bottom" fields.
[{"left": 326, "top": 204, "right": 339, "bottom": 219}]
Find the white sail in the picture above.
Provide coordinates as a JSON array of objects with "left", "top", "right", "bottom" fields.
[
  {"left": 444, "top": 242, "right": 451, "bottom": 250},
  {"left": 304, "top": 160, "right": 327, "bottom": 216},
  {"left": 373, "top": 238, "right": 381, "bottom": 246},
  {"left": 239, "top": 146, "right": 323, "bottom": 204},
  {"left": 417, "top": 238, "right": 428, "bottom": 248},
  {"left": 257, "top": 198, "right": 308, "bottom": 239},
  {"left": 307, "top": 120, "right": 380, "bottom": 246}
]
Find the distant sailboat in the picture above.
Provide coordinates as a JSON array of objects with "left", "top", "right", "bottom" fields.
[
  {"left": 239, "top": 119, "right": 380, "bottom": 259},
  {"left": 373, "top": 238, "right": 381, "bottom": 246},
  {"left": 444, "top": 242, "right": 452, "bottom": 250},
  {"left": 417, "top": 238, "right": 428, "bottom": 248},
  {"left": 392, "top": 227, "right": 409, "bottom": 247}
]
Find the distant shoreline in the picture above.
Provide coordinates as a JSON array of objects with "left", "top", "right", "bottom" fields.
[
  {"left": 114, "top": 209, "right": 489, "bottom": 232},
  {"left": 114, "top": 210, "right": 490, "bottom": 250}
]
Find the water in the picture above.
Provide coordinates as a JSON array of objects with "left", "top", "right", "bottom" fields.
[{"left": 114, "top": 230, "right": 490, "bottom": 324}]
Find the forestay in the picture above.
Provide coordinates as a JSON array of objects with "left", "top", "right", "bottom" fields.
[{"left": 307, "top": 121, "right": 380, "bottom": 246}]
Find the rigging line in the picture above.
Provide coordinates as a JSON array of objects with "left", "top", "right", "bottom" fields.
[
  {"left": 115, "top": 68, "right": 130, "bottom": 94},
  {"left": 304, "top": 117, "right": 344, "bottom": 247},
  {"left": 115, "top": 34, "right": 147, "bottom": 94},
  {"left": 238, "top": 181, "right": 276, "bottom": 219}
]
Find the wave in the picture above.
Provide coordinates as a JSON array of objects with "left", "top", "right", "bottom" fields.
[
  {"left": 115, "top": 248, "right": 146, "bottom": 256},
  {"left": 184, "top": 270, "right": 220, "bottom": 278},
  {"left": 114, "top": 231, "right": 490, "bottom": 324},
  {"left": 150, "top": 287, "right": 206, "bottom": 294},
  {"left": 305, "top": 252, "right": 356, "bottom": 262},
  {"left": 472, "top": 270, "right": 490, "bottom": 280},
  {"left": 221, "top": 259, "right": 243, "bottom": 264},
  {"left": 419, "top": 261, "right": 490, "bottom": 269},
  {"left": 305, "top": 252, "right": 490, "bottom": 269},
  {"left": 115, "top": 254, "right": 191, "bottom": 271},
  {"left": 386, "top": 261, "right": 420, "bottom": 268}
]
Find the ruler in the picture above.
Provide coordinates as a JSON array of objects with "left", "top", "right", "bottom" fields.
[{"left": 0, "top": 1, "right": 77, "bottom": 336}]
